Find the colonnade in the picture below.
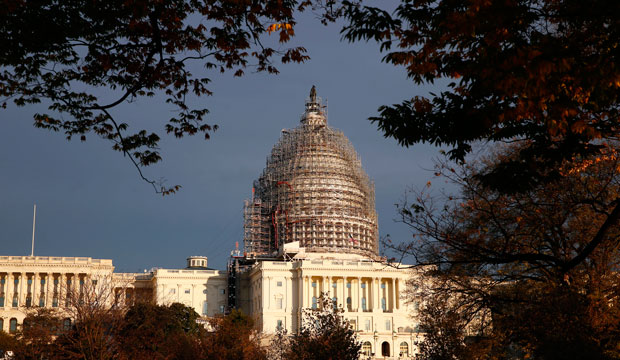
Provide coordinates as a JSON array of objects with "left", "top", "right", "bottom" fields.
[
  {"left": 296, "top": 274, "right": 400, "bottom": 312},
  {"left": 0, "top": 272, "right": 86, "bottom": 309}
]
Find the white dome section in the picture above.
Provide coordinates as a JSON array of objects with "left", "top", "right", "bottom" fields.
[{"left": 243, "top": 87, "right": 378, "bottom": 258}]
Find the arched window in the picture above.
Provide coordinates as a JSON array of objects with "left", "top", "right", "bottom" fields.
[
  {"left": 63, "top": 318, "right": 72, "bottom": 331},
  {"left": 9, "top": 318, "right": 17, "bottom": 333},
  {"left": 400, "top": 342, "right": 409, "bottom": 357},
  {"left": 312, "top": 296, "right": 317, "bottom": 309},
  {"left": 381, "top": 341, "right": 390, "bottom": 357},
  {"left": 361, "top": 341, "right": 372, "bottom": 356},
  {"left": 361, "top": 297, "right": 367, "bottom": 311}
]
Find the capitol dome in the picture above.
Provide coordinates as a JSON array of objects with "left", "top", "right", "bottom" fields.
[{"left": 243, "top": 87, "right": 378, "bottom": 258}]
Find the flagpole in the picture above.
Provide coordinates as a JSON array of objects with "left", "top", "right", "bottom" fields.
[{"left": 31, "top": 204, "right": 36, "bottom": 257}]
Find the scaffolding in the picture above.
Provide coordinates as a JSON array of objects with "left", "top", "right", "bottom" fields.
[{"left": 243, "top": 86, "right": 379, "bottom": 258}]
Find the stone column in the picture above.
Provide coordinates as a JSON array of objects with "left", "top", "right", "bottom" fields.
[
  {"left": 20, "top": 272, "right": 27, "bottom": 307},
  {"left": 341, "top": 278, "right": 346, "bottom": 309},
  {"left": 357, "top": 277, "right": 362, "bottom": 311},
  {"left": 298, "top": 274, "right": 304, "bottom": 309},
  {"left": 45, "top": 273, "right": 52, "bottom": 308},
  {"left": 302, "top": 275, "right": 308, "bottom": 309},
  {"left": 6, "top": 273, "right": 13, "bottom": 307},
  {"left": 32, "top": 273, "right": 38, "bottom": 307},
  {"left": 60, "top": 273, "right": 67, "bottom": 307},
  {"left": 373, "top": 277, "right": 380, "bottom": 311},
  {"left": 327, "top": 276, "right": 332, "bottom": 299},
  {"left": 392, "top": 278, "right": 397, "bottom": 311}
]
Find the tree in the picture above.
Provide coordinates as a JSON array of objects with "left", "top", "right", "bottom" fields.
[
  {"left": 342, "top": 0, "right": 620, "bottom": 189},
  {"left": 51, "top": 275, "right": 132, "bottom": 360},
  {"left": 268, "top": 327, "right": 290, "bottom": 360},
  {"left": 414, "top": 292, "right": 493, "bottom": 360},
  {"left": 0, "top": 0, "right": 320, "bottom": 194},
  {"left": 286, "top": 295, "right": 360, "bottom": 360},
  {"left": 119, "top": 302, "right": 203, "bottom": 360},
  {"left": 14, "top": 308, "right": 62, "bottom": 360},
  {"left": 200, "top": 309, "right": 266, "bottom": 360},
  {"left": 0, "top": 329, "right": 18, "bottom": 359},
  {"left": 399, "top": 146, "right": 620, "bottom": 359}
]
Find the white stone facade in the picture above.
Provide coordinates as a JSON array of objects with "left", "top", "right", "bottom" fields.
[
  {"left": 240, "top": 252, "right": 420, "bottom": 359},
  {"left": 0, "top": 255, "right": 228, "bottom": 332},
  {"left": 150, "top": 267, "right": 228, "bottom": 317},
  {"left": 0, "top": 255, "right": 115, "bottom": 333}
]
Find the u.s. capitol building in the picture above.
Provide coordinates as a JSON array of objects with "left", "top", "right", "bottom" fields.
[{"left": 0, "top": 88, "right": 422, "bottom": 359}]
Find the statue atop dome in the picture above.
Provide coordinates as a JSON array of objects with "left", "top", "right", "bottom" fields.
[{"left": 303, "top": 85, "right": 325, "bottom": 124}]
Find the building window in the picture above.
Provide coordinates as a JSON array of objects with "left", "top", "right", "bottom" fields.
[
  {"left": 346, "top": 297, "right": 351, "bottom": 310},
  {"left": 52, "top": 297, "right": 58, "bottom": 307},
  {"left": 0, "top": 294, "right": 4, "bottom": 307},
  {"left": 400, "top": 342, "right": 409, "bottom": 357},
  {"left": 361, "top": 283, "right": 366, "bottom": 289},
  {"left": 169, "top": 289, "right": 176, "bottom": 294},
  {"left": 220, "top": 289, "right": 226, "bottom": 295},
  {"left": 63, "top": 318, "right": 72, "bottom": 331},
  {"left": 381, "top": 342, "right": 390, "bottom": 357},
  {"left": 311, "top": 282, "right": 317, "bottom": 288},
  {"left": 0, "top": 318, "right": 3, "bottom": 331},
  {"left": 276, "top": 281, "right": 282, "bottom": 287},
  {"left": 381, "top": 283, "right": 386, "bottom": 289},
  {"left": 346, "top": 282, "right": 351, "bottom": 288},
  {"left": 276, "top": 297, "right": 283, "bottom": 309},
  {"left": 39, "top": 297, "right": 45, "bottom": 307},
  {"left": 184, "top": 289, "right": 191, "bottom": 294},
  {"left": 276, "top": 319, "right": 283, "bottom": 331},
  {"left": 203, "top": 289, "right": 208, "bottom": 294},
  {"left": 9, "top": 318, "right": 18, "bottom": 333},
  {"left": 385, "top": 319, "right": 391, "bottom": 331},
  {"left": 12, "top": 293, "right": 18, "bottom": 307},
  {"left": 361, "top": 297, "right": 367, "bottom": 311},
  {"left": 332, "top": 282, "right": 337, "bottom": 288},
  {"left": 381, "top": 297, "right": 387, "bottom": 311},
  {"left": 312, "top": 296, "right": 317, "bottom": 309},
  {"left": 332, "top": 297, "right": 337, "bottom": 307},
  {"left": 202, "top": 301, "right": 208, "bottom": 316},
  {"left": 364, "top": 319, "right": 371, "bottom": 331},
  {"left": 219, "top": 305, "right": 225, "bottom": 313},
  {"left": 40, "top": 278, "right": 45, "bottom": 285},
  {"left": 362, "top": 342, "right": 372, "bottom": 356}
]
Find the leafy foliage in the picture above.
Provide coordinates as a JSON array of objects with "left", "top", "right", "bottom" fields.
[
  {"left": 201, "top": 308, "right": 266, "bottom": 360},
  {"left": 401, "top": 146, "right": 620, "bottom": 359},
  {"left": 0, "top": 0, "right": 318, "bottom": 194},
  {"left": 286, "top": 295, "right": 360, "bottom": 360},
  {"left": 118, "top": 302, "right": 203, "bottom": 359},
  {"left": 342, "top": 0, "right": 620, "bottom": 190}
]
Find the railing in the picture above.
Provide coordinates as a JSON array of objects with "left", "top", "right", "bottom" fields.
[{"left": 0, "top": 256, "right": 113, "bottom": 266}]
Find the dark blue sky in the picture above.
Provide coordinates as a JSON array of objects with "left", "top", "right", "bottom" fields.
[{"left": 0, "top": 14, "right": 447, "bottom": 272}]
